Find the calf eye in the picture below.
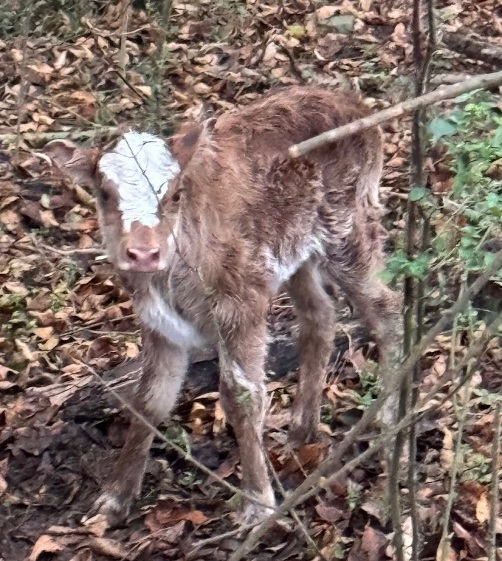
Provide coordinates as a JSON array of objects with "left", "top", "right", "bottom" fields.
[
  {"left": 98, "top": 190, "right": 110, "bottom": 203},
  {"left": 171, "top": 190, "right": 182, "bottom": 203}
]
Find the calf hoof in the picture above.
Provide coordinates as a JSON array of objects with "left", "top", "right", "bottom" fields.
[
  {"left": 376, "top": 393, "right": 398, "bottom": 429},
  {"left": 82, "top": 492, "right": 134, "bottom": 528},
  {"left": 240, "top": 500, "right": 275, "bottom": 526},
  {"left": 288, "top": 422, "right": 318, "bottom": 449}
]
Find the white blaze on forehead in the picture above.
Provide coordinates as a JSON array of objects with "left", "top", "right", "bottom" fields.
[{"left": 98, "top": 131, "right": 180, "bottom": 231}]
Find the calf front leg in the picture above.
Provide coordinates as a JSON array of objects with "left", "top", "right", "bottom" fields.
[
  {"left": 215, "top": 301, "right": 275, "bottom": 524},
  {"left": 87, "top": 329, "right": 188, "bottom": 527}
]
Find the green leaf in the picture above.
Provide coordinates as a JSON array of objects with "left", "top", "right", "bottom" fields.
[
  {"left": 324, "top": 14, "right": 355, "bottom": 34},
  {"left": 491, "top": 126, "right": 502, "bottom": 147},
  {"left": 484, "top": 252, "right": 496, "bottom": 268},
  {"left": 486, "top": 192, "right": 500, "bottom": 208},
  {"left": 408, "top": 186, "right": 428, "bottom": 202},
  {"left": 286, "top": 23, "right": 305, "bottom": 38},
  {"left": 428, "top": 117, "right": 457, "bottom": 141}
]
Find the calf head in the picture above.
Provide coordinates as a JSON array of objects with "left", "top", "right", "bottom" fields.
[{"left": 45, "top": 132, "right": 181, "bottom": 272}]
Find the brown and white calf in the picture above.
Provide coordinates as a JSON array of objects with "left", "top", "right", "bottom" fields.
[{"left": 45, "top": 86, "right": 401, "bottom": 527}]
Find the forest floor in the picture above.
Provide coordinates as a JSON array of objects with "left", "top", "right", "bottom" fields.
[{"left": 1, "top": 0, "right": 502, "bottom": 560}]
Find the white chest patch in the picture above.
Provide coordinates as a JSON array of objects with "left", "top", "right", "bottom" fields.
[
  {"left": 138, "top": 288, "right": 204, "bottom": 348},
  {"left": 99, "top": 131, "right": 180, "bottom": 231}
]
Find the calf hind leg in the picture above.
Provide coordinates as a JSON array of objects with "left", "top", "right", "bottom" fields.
[
  {"left": 323, "top": 245, "right": 402, "bottom": 427},
  {"left": 287, "top": 261, "right": 337, "bottom": 447}
]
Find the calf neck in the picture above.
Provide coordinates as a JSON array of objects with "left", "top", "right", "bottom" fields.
[{"left": 46, "top": 85, "right": 401, "bottom": 527}]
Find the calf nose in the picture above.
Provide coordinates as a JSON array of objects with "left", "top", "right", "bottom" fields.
[{"left": 125, "top": 246, "right": 161, "bottom": 272}]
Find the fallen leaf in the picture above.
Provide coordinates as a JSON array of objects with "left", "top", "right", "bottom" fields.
[
  {"left": 89, "top": 537, "right": 128, "bottom": 559},
  {"left": 316, "top": 6, "right": 338, "bottom": 20},
  {"left": 315, "top": 502, "right": 344, "bottom": 523},
  {"left": 436, "top": 539, "right": 457, "bottom": 561},
  {"left": 361, "top": 524, "right": 388, "bottom": 561},
  {"left": 440, "top": 427, "right": 454, "bottom": 471},
  {"left": 144, "top": 502, "right": 208, "bottom": 533},
  {"left": 29, "top": 535, "right": 63, "bottom": 561},
  {"left": 475, "top": 492, "right": 489, "bottom": 524},
  {"left": 33, "top": 326, "right": 54, "bottom": 340}
]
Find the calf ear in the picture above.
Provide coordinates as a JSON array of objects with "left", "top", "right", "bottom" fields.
[
  {"left": 168, "top": 122, "right": 202, "bottom": 167},
  {"left": 44, "top": 140, "right": 99, "bottom": 187}
]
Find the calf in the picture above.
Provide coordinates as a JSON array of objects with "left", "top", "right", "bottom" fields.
[{"left": 46, "top": 85, "right": 401, "bottom": 527}]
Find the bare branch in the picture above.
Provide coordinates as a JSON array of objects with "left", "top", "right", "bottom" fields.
[
  {"left": 118, "top": 0, "right": 131, "bottom": 74},
  {"left": 438, "top": 361, "right": 475, "bottom": 561},
  {"left": 289, "top": 69, "right": 502, "bottom": 158},
  {"left": 488, "top": 401, "right": 501, "bottom": 561},
  {"left": 0, "top": 127, "right": 120, "bottom": 147},
  {"left": 443, "top": 31, "right": 502, "bottom": 67}
]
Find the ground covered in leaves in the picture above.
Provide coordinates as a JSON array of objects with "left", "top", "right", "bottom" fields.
[{"left": 2, "top": 0, "right": 502, "bottom": 560}]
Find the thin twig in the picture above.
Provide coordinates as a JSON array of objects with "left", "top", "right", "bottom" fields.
[
  {"left": 61, "top": 314, "right": 137, "bottom": 337},
  {"left": 14, "top": 0, "right": 34, "bottom": 155},
  {"left": 488, "top": 401, "right": 501, "bottom": 561},
  {"left": 438, "top": 361, "right": 475, "bottom": 561},
  {"left": 185, "top": 524, "right": 259, "bottom": 560},
  {"left": 0, "top": 126, "right": 120, "bottom": 146},
  {"left": 289, "top": 69, "right": 502, "bottom": 158},
  {"left": 151, "top": 0, "right": 174, "bottom": 135},
  {"left": 38, "top": 244, "right": 104, "bottom": 256},
  {"left": 118, "top": 0, "right": 130, "bottom": 75},
  {"left": 408, "top": 3, "right": 437, "bottom": 560}
]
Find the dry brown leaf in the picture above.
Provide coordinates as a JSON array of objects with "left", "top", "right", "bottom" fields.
[
  {"left": 0, "top": 474, "right": 7, "bottom": 494},
  {"left": 213, "top": 399, "right": 226, "bottom": 434},
  {"left": 15, "top": 339, "right": 38, "bottom": 362},
  {"left": 69, "top": 91, "right": 96, "bottom": 104},
  {"left": 89, "top": 537, "right": 128, "bottom": 559},
  {"left": 33, "top": 326, "right": 54, "bottom": 340},
  {"left": 39, "top": 336, "right": 59, "bottom": 351},
  {"left": 136, "top": 85, "right": 152, "bottom": 97},
  {"left": 440, "top": 427, "right": 454, "bottom": 471},
  {"left": 280, "top": 442, "right": 329, "bottom": 477},
  {"left": 29, "top": 535, "right": 63, "bottom": 561},
  {"left": 27, "top": 62, "right": 54, "bottom": 75},
  {"left": 316, "top": 6, "right": 338, "bottom": 20},
  {"left": 452, "top": 520, "right": 485, "bottom": 557},
  {"left": 361, "top": 524, "right": 388, "bottom": 561},
  {"left": 144, "top": 502, "right": 208, "bottom": 533},
  {"left": 436, "top": 540, "right": 457, "bottom": 561},
  {"left": 475, "top": 492, "right": 489, "bottom": 524},
  {"left": 431, "top": 355, "right": 447, "bottom": 377},
  {"left": 315, "top": 502, "right": 344, "bottom": 524}
]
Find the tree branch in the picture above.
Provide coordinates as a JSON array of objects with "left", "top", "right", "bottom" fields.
[
  {"left": 0, "top": 126, "right": 120, "bottom": 146},
  {"left": 289, "top": 69, "right": 502, "bottom": 158},
  {"left": 488, "top": 401, "right": 501, "bottom": 561},
  {"left": 443, "top": 31, "right": 502, "bottom": 67}
]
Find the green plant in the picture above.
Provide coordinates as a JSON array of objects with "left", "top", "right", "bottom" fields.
[
  {"left": 460, "top": 445, "right": 491, "bottom": 483},
  {"left": 351, "top": 359, "right": 381, "bottom": 408},
  {"left": 385, "top": 91, "right": 502, "bottom": 296}
]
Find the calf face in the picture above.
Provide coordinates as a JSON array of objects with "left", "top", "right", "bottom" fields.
[{"left": 45, "top": 132, "right": 180, "bottom": 272}]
